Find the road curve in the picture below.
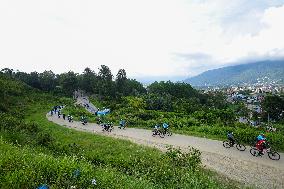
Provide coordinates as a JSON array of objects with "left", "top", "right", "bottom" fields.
[{"left": 47, "top": 114, "right": 284, "bottom": 189}]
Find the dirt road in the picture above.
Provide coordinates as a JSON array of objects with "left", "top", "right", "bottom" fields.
[{"left": 47, "top": 114, "right": 284, "bottom": 189}]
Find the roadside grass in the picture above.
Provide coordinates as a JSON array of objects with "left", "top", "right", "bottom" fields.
[{"left": 0, "top": 139, "right": 156, "bottom": 189}]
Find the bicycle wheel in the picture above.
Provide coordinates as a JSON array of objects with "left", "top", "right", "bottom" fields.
[
  {"left": 236, "top": 144, "right": 246, "bottom": 151},
  {"left": 159, "top": 131, "right": 165, "bottom": 138},
  {"left": 250, "top": 147, "right": 259, "bottom": 157},
  {"left": 223, "top": 141, "right": 231, "bottom": 148},
  {"left": 268, "top": 151, "right": 280, "bottom": 160}
]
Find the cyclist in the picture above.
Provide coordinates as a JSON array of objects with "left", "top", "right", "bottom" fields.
[
  {"left": 256, "top": 133, "right": 267, "bottom": 155},
  {"left": 153, "top": 124, "right": 160, "bottom": 135},
  {"left": 227, "top": 132, "right": 235, "bottom": 146},
  {"left": 162, "top": 122, "right": 169, "bottom": 135},
  {"left": 81, "top": 115, "right": 88, "bottom": 125},
  {"left": 119, "top": 119, "right": 126, "bottom": 129}
]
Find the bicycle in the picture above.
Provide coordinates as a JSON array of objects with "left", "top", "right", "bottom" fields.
[
  {"left": 101, "top": 123, "right": 113, "bottom": 132},
  {"left": 152, "top": 129, "right": 165, "bottom": 138},
  {"left": 160, "top": 129, "right": 172, "bottom": 137},
  {"left": 250, "top": 143, "right": 280, "bottom": 160},
  {"left": 223, "top": 139, "right": 246, "bottom": 151},
  {"left": 118, "top": 120, "right": 126, "bottom": 129}
]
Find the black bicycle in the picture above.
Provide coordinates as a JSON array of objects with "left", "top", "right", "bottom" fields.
[
  {"left": 101, "top": 123, "right": 113, "bottom": 132},
  {"left": 160, "top": 129, "right": 172, "bottom": 137},
  {"left": 223, "top": 140, "right": 246, "bottom": 151},
  {"left": 152, "top": 129, "right": 165, "bottom": 138}
]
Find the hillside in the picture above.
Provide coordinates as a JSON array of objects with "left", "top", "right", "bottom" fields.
[
  {"left": 1, "top": 71, "right": 284, "bottom": 188},
  {"left": 185, "top": 60, "right": 284, "bottom": 86},
  {"left": 0, "top": 74, "right": 237, "bottom": 188}
]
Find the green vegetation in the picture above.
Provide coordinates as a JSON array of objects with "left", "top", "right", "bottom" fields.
[{"left": 0, "top": 69, "right": 242, "bottom": 188}]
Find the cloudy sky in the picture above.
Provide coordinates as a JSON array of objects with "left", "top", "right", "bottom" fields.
[{"left": 0, "top": 0, "right": 284, "bottom": 80}]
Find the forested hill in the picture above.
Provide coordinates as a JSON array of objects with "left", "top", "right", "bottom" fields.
[{"left": 185, "top": 60, "right": 284, "bottom": 86}]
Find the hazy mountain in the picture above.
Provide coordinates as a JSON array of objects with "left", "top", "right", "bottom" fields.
[{"left": 185, "top": 60, "right": 284, "bottom": 86}]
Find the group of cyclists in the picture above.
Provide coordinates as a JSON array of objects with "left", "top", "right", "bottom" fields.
[
  {"left": 227, "top": 132, "right": 268, "bottom": 156},
  {"left": 100, "top": 119, "right": 126, "bottom": 132},
  {"left": 50, "top": 105, "right": 74, "bottom": 122},
  {"left": 152, "top": 122, "right": 171, "bottom": 137}
]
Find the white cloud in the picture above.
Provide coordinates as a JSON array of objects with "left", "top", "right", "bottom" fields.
[{"left": 0, "top": 0, "right": 283, "bottom": 78}]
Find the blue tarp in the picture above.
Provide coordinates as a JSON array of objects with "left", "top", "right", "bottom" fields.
[{"left": 97, "top": 109, "right": 110, "bottom": 116}]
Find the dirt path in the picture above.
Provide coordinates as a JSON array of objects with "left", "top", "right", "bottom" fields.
[{"left": 47, "top": 114, "right": 284, "bottom": 189}]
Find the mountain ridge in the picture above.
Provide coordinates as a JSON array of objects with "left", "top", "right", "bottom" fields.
[{"left": 185, "top": 60, "right": 284, "bottom": 86}]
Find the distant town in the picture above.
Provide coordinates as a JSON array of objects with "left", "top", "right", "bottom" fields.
[{"left": 199, "top": 77, "right": 284, "bottom": 128}]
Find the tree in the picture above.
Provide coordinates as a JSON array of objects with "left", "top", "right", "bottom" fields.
[
  {"left": 147, "top": 81, "right": 198, "bottom": 99},
  {"left": 79, "top": 67, "right": 97, "bottom": 93},
  {"left": 59, "top": 71, "right": 78, "bottom": 96},
  {"left": 28, "top": 72, "right": 41, "bottom": 89},
  {"left": 97, "top": 65, "right": 114, "bottom": 97},
  {"left": 39, "top": 70, "right": 57, "bottom": 91},
  {"left": 262, "top": 95, "right": 284, "bottom": 121},
  {"left": 115, "top": 69, "right": 127, "bottom": 95},
  {"left": 125, "top": 79, "right": 146, "bottom": 96},
  {"left": 14, "top": 71, "right": 30, "bottom": 84},
  {"left": 1, "top": 68, "right": 14, "bottom": 77}
]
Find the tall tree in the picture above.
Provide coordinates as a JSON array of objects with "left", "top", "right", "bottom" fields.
[
  {"left": 115, "top": 69, "right": 127, "bottom": 95},
  {"left": 28, "top": 72, "right": 41, "bottom": 89},
  {"left": 39, "top": 70, "right": 57, "bottom": 91},
  {"left": 97, "top": 65, "right": 114, "bottom": 97},
  {"left": 59, "top": 71, "right": 78, "bottom": 96},
  {"left": 80, "top": 67, "right": 97, "bottom": 93}
]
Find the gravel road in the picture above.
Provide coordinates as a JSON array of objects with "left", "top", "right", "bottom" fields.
[{"left": 47, "top": 115, "right": 284, "bottom": 189}]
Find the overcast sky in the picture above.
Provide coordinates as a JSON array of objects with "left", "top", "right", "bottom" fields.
[{"left": 0, "top": 0, "right": 284, "bottom": 80}]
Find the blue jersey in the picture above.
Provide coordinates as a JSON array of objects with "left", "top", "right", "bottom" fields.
[
  {"left": 257, "top": 135, "right": 265, "bottom": 141},
  {"left": 163, "top": 123, "right": 169, "bottom": 129}
]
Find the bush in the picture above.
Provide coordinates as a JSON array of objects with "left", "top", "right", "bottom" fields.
[{"left": 165, "top": 146, "right": 201, "bottom": 170}]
